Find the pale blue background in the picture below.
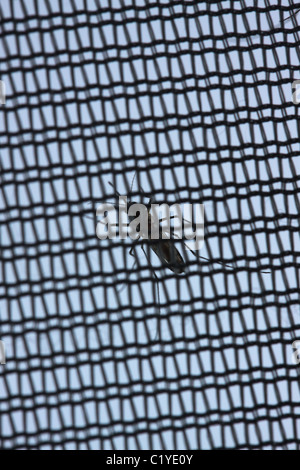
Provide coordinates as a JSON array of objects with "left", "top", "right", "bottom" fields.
[{"left": 0, "top": 0, "right": 300, "bottom": 449}]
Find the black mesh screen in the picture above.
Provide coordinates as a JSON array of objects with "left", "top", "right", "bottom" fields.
[{"left": 1, "top": 0, "right": 300, "bottom": 450}]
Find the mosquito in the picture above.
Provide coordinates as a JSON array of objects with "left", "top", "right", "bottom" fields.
[
  {"left": 86, "top": 174, "right": 271, "bottom": 340},
  {"left": 105, "top": 176, "right": 190, "bottom": 340},
  {"left": 104, "top": 174, "right": 243, "bottom": 340},
  {"left": 108, "top": 186, "right": 184, "bottom": 271},
  {"left": 106, "top": 174, "right": 235, "bottom": 275}
]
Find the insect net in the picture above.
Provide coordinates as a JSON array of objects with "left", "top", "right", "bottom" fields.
[{"left": 1, "top": 0, "right": 300, "bottom": 450}]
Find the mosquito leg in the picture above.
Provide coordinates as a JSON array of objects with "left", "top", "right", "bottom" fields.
[
  {"left": 129, "top": 234, "right": 140, "bottom": 260},
  {"left": 129, "top": 246, "right": 136, "bottom": 258},
  {"left": 81, "top": 199, "right": 127, "bottom": 221},
  {"left": 115, "top": 236, "right": 140, "bottom": 295},
  {"left": 282, "top": 8, "right": 300, "bottom": 25},
  {"left": 162, "top": 223, "right": 270, "bottom": 273},
  {"left": 182, "top": 239, "right": 270, "bottom": 273},
  {"left": 183, "top": 241, "right": 235, "bottom": 269},
  {"left": 115, "top": 239, "right": 140, "bottom": 293},
  {"left": 140, "top": 243, "right": 161, "bottom": 342},
  {"left": 159, "top": 215, "right": 180, "bottom": 222},
  {"left": 159, "top": 214, "right": 191, "bottom": 223},
  {"left": 108, "top": 181, "right": 121, "bottom": 197},
  {"left": 162, "top": 228, "right": 237, "bottom": 270}
]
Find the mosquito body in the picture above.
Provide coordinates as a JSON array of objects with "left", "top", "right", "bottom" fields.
[
  {"left": 108, "top": 181, "right": 185, "bottom": 274},
  {"left": 148, "top": 236, "right": 185, "bottom": 274}
]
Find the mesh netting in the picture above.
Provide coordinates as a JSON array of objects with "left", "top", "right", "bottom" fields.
[{"left": 1, "top": 0, "right": 300, "bottom": 450}]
